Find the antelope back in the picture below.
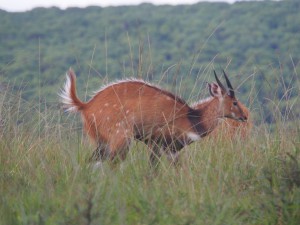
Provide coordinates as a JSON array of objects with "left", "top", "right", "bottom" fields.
[{"left": 81, "top": 80, "right": 193, "bottom": 144}]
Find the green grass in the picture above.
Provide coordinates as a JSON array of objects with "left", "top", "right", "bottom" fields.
[{"left": 0, "top": 91, "right": 300, "bottom": 225}]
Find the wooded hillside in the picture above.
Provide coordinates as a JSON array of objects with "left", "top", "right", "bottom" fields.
[{"left": 0, "top": 0, "right": 299, "bottom": 124}]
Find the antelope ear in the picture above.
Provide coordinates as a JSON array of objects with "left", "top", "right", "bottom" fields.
[{"left": 208, "top": 82, "right": 224, "bottom": 98}]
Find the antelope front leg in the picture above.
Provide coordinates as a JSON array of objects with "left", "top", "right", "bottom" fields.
[
  {"left": 166, "top": 151, "right": 180, "bottom": 166},
  {"left": 89, "top": 144, "right": 108, "bottom": 162},
  {"left": 148, "top": 144, "right": 163, "bottom": 169}
]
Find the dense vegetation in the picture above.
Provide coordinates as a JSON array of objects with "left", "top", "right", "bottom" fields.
[
  {"left": 0, "top": 0, "right": 299, "bottom": 124},
  {"left": 1, "top": 1, "right": 300, "bottom": 224},
  {"left": 0, "top": 81, "right": 299, "bottom": 225}
]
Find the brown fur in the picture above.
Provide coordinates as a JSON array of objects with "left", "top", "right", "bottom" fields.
[
  {"left": 209, "top": 103, "right": 252, "bottom": 139},
  {"left": 60, "top": 69, "right": 248, "bottom": 165}
]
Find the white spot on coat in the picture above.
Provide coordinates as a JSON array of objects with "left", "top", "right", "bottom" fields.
[{"left": 187, "top": 132, "right": 201, "bottom": 141}]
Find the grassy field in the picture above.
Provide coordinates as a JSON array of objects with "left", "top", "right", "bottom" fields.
[{"left": 0, "top": 88, "right": 299, "bottom": 225}]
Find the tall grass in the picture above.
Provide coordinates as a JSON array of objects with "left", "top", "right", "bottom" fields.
[{"left": 0, "top": 77, "right": 299, "bottom": 225}]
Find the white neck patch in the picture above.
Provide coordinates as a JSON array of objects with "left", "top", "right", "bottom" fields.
[{"left": 186, "top": 132, "right": 201, "bottom": 142}]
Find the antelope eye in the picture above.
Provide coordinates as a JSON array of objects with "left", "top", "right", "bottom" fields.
[{"left": 233, "top": 101, "right": 238, "bottom": 106}]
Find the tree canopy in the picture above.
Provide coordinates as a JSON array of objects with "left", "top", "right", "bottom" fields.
[{"left": 0, "top": 1, "right": 299, "bottom": 124}]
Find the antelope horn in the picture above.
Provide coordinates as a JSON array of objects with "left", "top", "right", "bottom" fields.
[
  {"left": 214, "top": 70, "right": 226, "bottom": 92},
  {"left": 223, "top": 70, "right": 235, "bottom": 97}
]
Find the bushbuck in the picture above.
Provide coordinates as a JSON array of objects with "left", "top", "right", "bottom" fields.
[{"left": 60, "top": 69, "right": 248, "bottom": 166}]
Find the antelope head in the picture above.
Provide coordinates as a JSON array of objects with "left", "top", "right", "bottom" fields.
[{"left": 209, "top": 70, "right": 248, "bottom": 122}]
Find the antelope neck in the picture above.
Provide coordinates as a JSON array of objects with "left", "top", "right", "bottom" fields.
[{"left": 189, "top": 98, "right": 221, "bottom": 137}]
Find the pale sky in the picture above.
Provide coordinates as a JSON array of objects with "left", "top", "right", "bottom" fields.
[{"left": 0, "top": 0, "right": 238, "bottom": 12}]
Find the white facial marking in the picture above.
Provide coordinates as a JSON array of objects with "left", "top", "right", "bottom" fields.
[{"left": 187, "top": 132, "right": 201, "bottom": 141}]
